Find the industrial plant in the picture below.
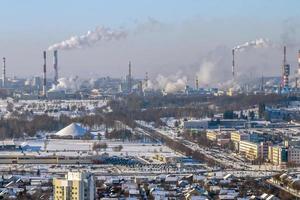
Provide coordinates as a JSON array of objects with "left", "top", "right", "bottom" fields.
[{"left": 1, "top": 1, "right": 300, "bottom": 199}]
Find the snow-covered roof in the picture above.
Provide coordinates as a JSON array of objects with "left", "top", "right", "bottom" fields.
[{"left": 55, "top": 123, "right": 87, "bottom": 137}]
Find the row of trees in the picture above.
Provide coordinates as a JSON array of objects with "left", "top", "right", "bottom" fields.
[{"left": 0, "top": 113, "right": 107, "bottom": 139}]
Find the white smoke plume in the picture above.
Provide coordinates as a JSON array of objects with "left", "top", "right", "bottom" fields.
[
  {"left": 48, "top": 77, "right": 82, "bottom": 92},
  {"left": 145, "top": 73, "right": 187, "bottom": 94},
  {"left": 48, "top": 27, "right": 127, "bottom": 51},
  {"left": 233, "top": 38, "right": 273, "bottom": 51},
  {"left": 196, "top": 61, "right": 215, "bottom": 86}
]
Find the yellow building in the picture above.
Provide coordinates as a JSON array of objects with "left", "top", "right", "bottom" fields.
[
  {"left": 231, "top": 131, "right": 250, "bottom": 151},
  {"left": 268, "top": 145, "right": 288, "bottom": 166},
  {"left": 230, "top": 131, "right": 249, "bottom": 143},
  {"left": 239, "top": 140, "right": 262, "bottom": 160},
  {"left": 206, "top": 131, "right": 220, "bottom": 141},
  {"left": 53, "top": 171, "right": 94, "bottom": 200}
]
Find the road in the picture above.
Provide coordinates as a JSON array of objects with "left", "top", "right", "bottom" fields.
[{"left": 136, "top": 121, "right": 281, "bottom": 177}]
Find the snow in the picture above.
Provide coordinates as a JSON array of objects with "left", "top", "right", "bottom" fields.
[{"left": 55, "top": 123, "right": 88, "bottom": 137}]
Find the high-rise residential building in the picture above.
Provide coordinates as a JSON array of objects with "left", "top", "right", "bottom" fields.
[{"left": 53, "top": 171, "right": 95, "bottom": 200}]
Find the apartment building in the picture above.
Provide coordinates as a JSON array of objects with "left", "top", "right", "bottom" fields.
[
  {"left": 268, "top": 145, "right": 288, "bottom": 165},
  {"left": 239, "top": 141, "right": 270, "bottom": 160},
  {"left": 231, "top": 131, "right": 250, "bottom": 151},
  {"left": 288, "top": 146, "right": 300, "bottom": 165},
  {"left": 53, "top": 171, "right": 95, "bottom": 200}
]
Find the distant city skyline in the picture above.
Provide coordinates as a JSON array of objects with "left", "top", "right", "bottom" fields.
[{"left": 0, "top": 0, "right": 299, "bottom": 86}]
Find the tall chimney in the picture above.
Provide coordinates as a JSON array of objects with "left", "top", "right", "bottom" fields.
[
  {"left": 128, "top": 61, "right": 132, "bottom": 93},
  {"left": 261, "top": 75, "right": 264, "bottom": 92},
  {"left": 43, "top": 51, "right": 47, "bottom": 97},
  {"left": 2, "top": 57, "right": 5, "bottom": 88},
  {"left": 298, "top": 50, "right": 300, "bottom": 75},
  {"left": 282, "top": 46, "right": 290, "bottom": 88},
  {"left": 145, "top": 72, "right": 148, "bottom": 88},
  {"left": 195, "top": 76, "right": 199, "bottom": 90},
  {"left": 283, "top": 46, "right": 287, "bottom": 65},
  {"left": 53, "top": 50, "right": 58, "bottom": 84},
  {"left": 232, "top": 49, "right": 235, "bottom": 79}
]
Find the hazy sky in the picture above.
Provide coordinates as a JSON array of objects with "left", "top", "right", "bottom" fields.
[{"left": 0, "top": 0, "right": 300, "bottom": 84}]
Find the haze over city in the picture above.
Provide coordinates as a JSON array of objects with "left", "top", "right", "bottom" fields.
[
  {"left": 2, "top": 1, "right": 300, "bottom": 199},
  {"left": 1, "top": 0, "right": 300, "bottom": 86}
]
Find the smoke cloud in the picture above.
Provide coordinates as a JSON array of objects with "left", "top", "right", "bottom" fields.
[
  {"left": 48, "top": 27, "right": 127, "bottom": 51},
  {"left": 196, "top": 61, "right": 215, "bottom": 86},
  {"left": 145, "top": 73, "right": 187, "bottom": 94},
  {"left": 233, "top": 38, "right": 274, "bottom": 51},
  {"left": 280, "top": 18, "right": 300, "bottom": 48},
  {"left": 48, "top": 77, "right": 82, "bottom": 92},
  {"left": 47, "top": 18, "right": 167, "bottom": 51}
]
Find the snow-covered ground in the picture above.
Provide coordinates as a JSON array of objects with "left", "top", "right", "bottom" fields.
[
  {"left": 6, "top": 139, "right": 181, "bottom": 161},
  {"left": 0, "top": 99, "right": 107, "bottom": 119}
]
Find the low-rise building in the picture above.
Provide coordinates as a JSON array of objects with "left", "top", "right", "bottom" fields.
[
  {"left": 206, "top": 131, "right": 221, "bottom": 141},
  {"left": 184, "top": 120, "right": 209, "bottom": 130}
]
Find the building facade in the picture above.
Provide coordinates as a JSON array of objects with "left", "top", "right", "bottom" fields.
[
  {"left": 53, "top": 171, "right": 95, "bottom": 200},
  {"left": 288, "top": 147, "right": 300, "bottom": 165},
  {"left": 268, "top": 145, "right": 288, "bottom": 166},
  {"left": 239, "top": 141, "right": 270, "bottom": 160},
  {"left": 231, "top": 131, "right": 250, "bottom": 151}
]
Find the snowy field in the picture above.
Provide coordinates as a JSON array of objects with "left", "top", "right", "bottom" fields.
[
  {"left": 0, "top": 99, "right": 107, "bottom": 119},
  {"left": 7, "top": 139, "right": 181, "bottom": 159}
]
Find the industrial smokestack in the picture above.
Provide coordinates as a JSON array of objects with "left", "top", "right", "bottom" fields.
[
  {"left": 145, "top": 72, "right": 148, "bottom": 88},
  {"left": 43, "top": 51, "right": 47, "bottom": 97},
  {"left": 298, "top": 50, "right": 300, "bottom": 75},
  {"left": 282, "top": 46, "right": 290, "bottom": 89},
  {"left": 53, "top": 50, "right": 58, "bottom": 84},
  {"left": 2, "top": 57, "right": 5, "bottom": 88},
  {"left": 232, "top": 49, "right": 235, "bottom": 79},
  {"left": 261, "top": 75, "right": 264, "bottom": 92},
  {"left": 128, "top": 61, "right": 132, "bottom": 93},
  {"left": 195, "top": 76, "right": 199, "bottom": 90},
  {"left": 284, "top": 46, "right": 287, "bottom": 65}
]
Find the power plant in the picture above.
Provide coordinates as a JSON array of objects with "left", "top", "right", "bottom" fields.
[{"left": 1, "top": 40, "right": 300, "bottom": 99}]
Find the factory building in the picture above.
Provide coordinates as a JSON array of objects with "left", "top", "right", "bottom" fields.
[{"left": 53, "top": 171, "right": 95, "bottom": 200}]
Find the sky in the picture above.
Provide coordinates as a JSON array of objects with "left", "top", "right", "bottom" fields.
[{"left": 0, "top": 0, "right": 300, "bottom": 85}]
